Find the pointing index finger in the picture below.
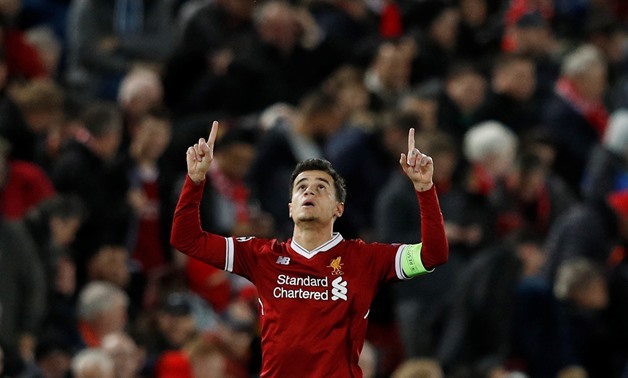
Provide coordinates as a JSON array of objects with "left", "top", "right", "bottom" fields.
[
  {"left": 408, "top": 127, "right": 415, "bottom": 153},
  {"left": 208, "top": 121, "right": 219, "bottom": 147}
]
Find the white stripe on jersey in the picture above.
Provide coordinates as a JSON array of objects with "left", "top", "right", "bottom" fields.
[{"left": 225, "top": 237, "right": 235, "bottom": 272}]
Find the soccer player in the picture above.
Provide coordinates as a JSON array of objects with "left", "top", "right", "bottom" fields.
[{"left": 171, "top": 121, "right": 449, "bottom": 377}]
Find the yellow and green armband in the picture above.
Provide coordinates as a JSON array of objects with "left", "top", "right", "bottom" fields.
[{"left": 401, "top": 243, "right": 434, "bottom": 278}]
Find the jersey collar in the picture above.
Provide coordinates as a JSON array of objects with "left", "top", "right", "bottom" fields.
[{"left": 290, "top": 232, "right": 344, "bottom": 259}]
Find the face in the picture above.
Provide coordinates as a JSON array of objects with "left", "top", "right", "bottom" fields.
[
  {"left": 133, "top": 117, "right": 172, "bottom": 160},
  {"left": 446, "top": 72, "right": 487, "bottom": 112},
  {"left": 430, "top": 8, "right": 460, "bottom": 49},
  {"left": 289, "top": 170, "right": 343, "bottom": 224},
  {"left": 49, "top": 216, "right": 82, "bottom": 247},
  {"left": 216, "top": 143, "right": 256, "bottom": 180},
  {"left": 574, "top": 277, "right": 608, "bottom": 310},
  {"left": 495, "top": 60, "right": 537, "bottom": 101},
  {"left": 95, "top": 297, "right": 128, "bottom": 336},
  {"left": 460, "top": 0, "right": 487, "bottom": 27},
  {"left": 157, "top": 313, "right": 197, "bottom": 348},
  {"left": 95, "top": 128, "right": 122, "bottom": 162},
  {"left": 375, "top": 44, "right": 412, "bottom": 91},
  {"left": 574, "top": 63, "right": 607, "bottom": 102},
  {"left": 102, "top": 334, "right": 142, "bottom": 378},
  {"left": 88, "top": 246, "right": 130, "bottom": 288},
  {"left": 37, "top": 350, "right": 72, "bottom": 378}
]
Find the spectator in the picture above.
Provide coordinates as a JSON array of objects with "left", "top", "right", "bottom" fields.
[
  {"left": 512, "top": 258, "right": 616, "bottom": 377},
  {"left": 364, "top": 40, "right": 414, "bottom": 111},
  {"left": 127, "top": 110, "right": 177, "bottom": 276},
  {"left": 322, "top": 65, "right": 373, "bottom": 129},
  {"left": 541, "top": 189, "right": 627, "bottom": 283},
  {"left": 3, "top": 78, "right": 64, "bottom": 164},
  {"left": 542, "top": 44, "right": 609, "bottom": 192},
  {"left": 398, "top": 82, "right": 441, "bottom": 133},
  {"left": 25, "top": 26, "right": 63, "bottom": 80},
  {"left": 101, "top": 331, "right": 144, "bottom": 378},
  {"left": 391, "top": 357, "right": 444, "bottom": 378},
  {"left": 33, "top": 336, "right": 73, "bottom": 378},
  {"left": 76, "top": 281, "right": 129, "bottom": 348},
  {"left": 0, "top": 212, "right": 47, "bottom": 364},
  {"left": 117, "top": 68, "right": 164, "bottom": 149},
  {"left": 582, "top": 108, "right": 628, "bottom": 201},
  {"left": 481, "top": 53, "right": 542, "bottom": 136},
  {"left": 456, "top": 0, "right": 503, "bottom": 61},
  {"left": 65, "top": 0, "right": 180, "bottom": 100},
  {"left": 21, "top": 195, "right": 85, "bottom": 340},
  {"left": 491, "top": 151, "right": 577, "bottom": 238},
  {"left": 437, "top": 63, "right": 488, "bottom": 144},
  {"left": 134, "top": 291, "right": 200, "bottom": 371},
  {"left": 71, "top": 348, "right": 115, "bottom": 378},
  {"left": 0, "top": 0, "right": 49, "bottom": 80},
  {"left": 508, "top": 11, "right": 563, "bottom": 99},
  {"left": 0, "top": 136, "right": 56, "bottom": 220},
  {"left": 51, "top": 102, "right": 131, "bottom": 267},
  {"left": 408, "top": 3, "right": 462, "bottom": 84},
  {"left": 437, "top": 229, "right": 546, "bottom": 376}
]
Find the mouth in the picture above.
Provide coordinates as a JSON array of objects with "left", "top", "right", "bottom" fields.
[{"left": 302, "top": 200, "right": 315, "bottom": 208}]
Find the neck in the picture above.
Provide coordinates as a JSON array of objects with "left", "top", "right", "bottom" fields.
[{"left": 292, "top": 223, "right": 335, "bottom": 251}]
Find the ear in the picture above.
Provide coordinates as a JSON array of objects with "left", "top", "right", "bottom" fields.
[
  {"left": 288, "top": 202, "right": 292, "bottom": 218},
  {"left": 335, "top": 202, "right": 345, "bottom": 218}
]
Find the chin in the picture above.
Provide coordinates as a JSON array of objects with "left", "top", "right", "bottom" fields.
[{"left": 297, "top": 215, "right": 317, "bottom": 222}]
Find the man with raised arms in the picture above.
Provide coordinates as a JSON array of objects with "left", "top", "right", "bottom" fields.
[{"left": 171, "top": 121, "right": 448, "bottom": 377}]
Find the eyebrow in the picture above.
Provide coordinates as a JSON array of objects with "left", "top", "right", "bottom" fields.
[{"left": 294, "top": 177, "right": 332, "bottom": 187}]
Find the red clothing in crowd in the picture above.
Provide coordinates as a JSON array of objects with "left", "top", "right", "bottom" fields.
[
  {"left": 2, "top": 28, "right": 49, "bottom": 80},
  {"left": 0, "top": 160, "right": 55, "bottom": 219}
]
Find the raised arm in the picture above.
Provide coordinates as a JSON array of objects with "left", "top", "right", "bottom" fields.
[
  {"left": 170, "top": 122, "right": 227, "bottom": 267},
  {"left": 399, "top": 128, "right": 448, "bottom": 274}
]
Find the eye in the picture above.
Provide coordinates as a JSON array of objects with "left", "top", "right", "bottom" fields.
[
  {"left": 318, "top": 184, "right": 326, "bottom": 190},
  {"left": 298, "top": 184, "right": 306, "bottom": 190}
]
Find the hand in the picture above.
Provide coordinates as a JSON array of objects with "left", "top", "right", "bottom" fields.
[
  {"left": 400, "top": 128, "right": 434, "bottom": 192},
  {"left": 187, "top": 121, "right": 219, "bottom": 184}
]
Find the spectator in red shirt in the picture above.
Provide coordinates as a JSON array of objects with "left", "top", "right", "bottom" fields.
[{"left": 0, "top": 136, "right": 55, "bottom": 219}]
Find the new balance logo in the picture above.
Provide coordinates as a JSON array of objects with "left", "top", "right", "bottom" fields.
[
  {"left": 276, "top": 256, "right": 291, "bottom": 265},
  {"left": 331, "top": 276, "right": 348, "bottom": 301}
]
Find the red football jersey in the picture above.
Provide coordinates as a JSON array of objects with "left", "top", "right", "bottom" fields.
[
  {"left": 227, "top": 234, "right": 406, "bottom": 377},
  {"left": 172, "top": 176, "right": 440, "bottom": 377}
]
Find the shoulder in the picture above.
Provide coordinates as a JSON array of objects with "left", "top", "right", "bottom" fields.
[{"left": 341, "top": 238, "right": 401, "bottom": 253}]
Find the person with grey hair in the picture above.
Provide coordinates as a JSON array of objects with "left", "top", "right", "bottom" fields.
[
  {"left": 71, "top": 348, "right": 115, "bottom": 378},
  {"left": 541, "top": 43, "right": 609, "bottom": 193},
  {"left": 582, "top": 108, "right": 628, "bottom": 200},
  {"left": 463, "top": 120, "right": 518, "bottom": 187},
  {"left": 76, "top": 281, "right": 129, "bottom": 348}
]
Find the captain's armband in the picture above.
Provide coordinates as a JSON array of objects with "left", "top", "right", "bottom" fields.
[{"left": 401, "top": 243, "right": 434, "bottom": 278}]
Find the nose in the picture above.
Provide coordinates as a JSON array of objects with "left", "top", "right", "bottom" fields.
[{"left": 303, "top": 185, "right": 315, "bottom": 195}]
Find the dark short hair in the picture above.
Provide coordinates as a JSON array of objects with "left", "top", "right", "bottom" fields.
[
  {"left": 290, "top": 158, "right": 347, "bottom": 202},
  {"left": 81, "top": 102, "right": 122, "bottom": 137}
]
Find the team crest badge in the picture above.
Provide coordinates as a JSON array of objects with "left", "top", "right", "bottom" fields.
[{"left": 327, "top": 256, "right": 344, "bottom": 275}]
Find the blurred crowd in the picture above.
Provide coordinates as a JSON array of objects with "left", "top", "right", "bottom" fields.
[{"left": 0, "top": 0, "right": 627, "bottom": 377}]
